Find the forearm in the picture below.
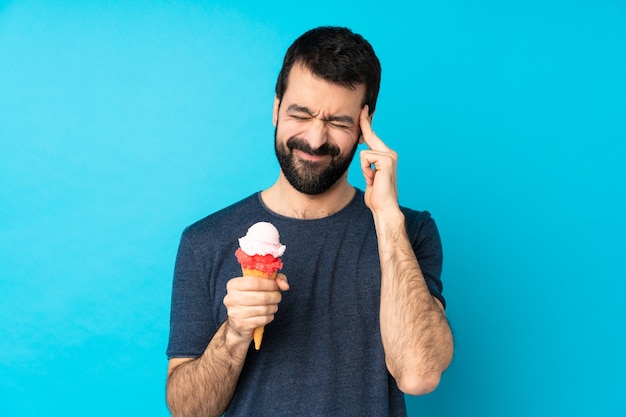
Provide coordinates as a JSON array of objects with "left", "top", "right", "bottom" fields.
[
  {"left": 166, "top": 321, "right": 249, "bottom": 417},
  {"left": 375, "top": 208, "right": 453, "bottom": 395}
]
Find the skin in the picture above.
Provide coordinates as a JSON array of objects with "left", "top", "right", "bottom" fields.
[
  {"left": 166, "top": 63, "right": 454, "bottom": 417},
  {"left": 358, "top": 105, "right": 454, "bottom": 394},
  {"left": 264, "top": 63, "right": 367, "bottom": 218}
]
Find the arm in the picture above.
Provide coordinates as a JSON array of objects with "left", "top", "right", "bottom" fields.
[
  {"left": 166, "top": 320, "right": 249, "bottom": 417},
  {"left": 374, "top": 208, "right": 453, "bottom": 395},
  {"left": 166, "top": 275, "right": 289, "bottom": 417},
  {"left": 359, "top": 106, "right": 454, "bottom": 395}
]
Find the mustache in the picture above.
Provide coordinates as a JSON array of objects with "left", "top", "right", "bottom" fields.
[{"left": 286, "top": 137, "right": 340, "bottom": 157}]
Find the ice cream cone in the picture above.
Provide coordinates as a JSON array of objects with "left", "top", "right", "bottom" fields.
[
  {"left": 241, "top": 267, "right": 278, "bottom": 350},
  {"left": 241, "top": 268, "right": 278, "bottom": 280},
  {"left": 235, "top": 222, "right": 286, "bottom": 350}
]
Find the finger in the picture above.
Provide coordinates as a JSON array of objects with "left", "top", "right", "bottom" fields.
[
  {"left": 228, "top": 311, "right": 276, "bottom": 336},
  {"left": 230, "top": 276, "right": 279, "bottom": 291},
  {"left": 360, "top": 150, "right": 376, "bottom": 186},
  {"left": 359, "top": 105, "right": 389, "bottom": 152},
  {"left": 276, "top": 273, "right": 290, "bottom": 291},
  {"left": 245, "top": 290, "right": 283, "bottom": 306},
  {"left": 224, "top": 294, "right": 283, "bottom": 321},
  {"left": 226, "top": 278, "right": 281, "bottom": 299},
  {"left": 241, "top": 304, "right": 280, "bottom": 320}
]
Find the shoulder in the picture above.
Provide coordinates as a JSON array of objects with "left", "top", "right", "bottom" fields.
[
  {"left": 400, "top": 206, "right": 436, "bottom": 232},
  {"left": 181, "top": 193, "right": 261, "bottom": 244},
  {"left": 399, "top": 206, "right": 442, "bottom": 254}
]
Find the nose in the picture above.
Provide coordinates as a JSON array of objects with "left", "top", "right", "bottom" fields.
[{"left": 301, "top": 119, "right": 329, "bottom": 151}]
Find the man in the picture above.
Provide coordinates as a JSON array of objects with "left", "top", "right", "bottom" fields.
[{"left": 166, "top": 26, "right": 453, "bottom": 417}]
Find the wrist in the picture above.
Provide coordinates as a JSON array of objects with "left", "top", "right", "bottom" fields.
[
  {"left": 221, "top": 321, "right": 252, "bottom": 356},
  {"left": 372, "top": 206, "right": 405, "bottom": 229}
]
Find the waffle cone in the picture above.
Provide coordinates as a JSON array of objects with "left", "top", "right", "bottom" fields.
[
  {"left": 241, "top": 267, "right": 278, "bottom": 350},
  {"left": 241, "top": 268, "right": 278, "bottom": 280}
]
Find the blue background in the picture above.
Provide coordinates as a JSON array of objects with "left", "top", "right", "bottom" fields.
[{"left": 1, "top": 1, "right": 625, "bottom": 416}]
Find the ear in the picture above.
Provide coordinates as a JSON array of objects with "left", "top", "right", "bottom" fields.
[{"left": 272, "top": 96, "right": 280, "bottom": 127}]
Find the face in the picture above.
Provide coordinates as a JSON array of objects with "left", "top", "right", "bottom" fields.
[{"left": 273, "top": 64, "right": 367, "bottom": 195}]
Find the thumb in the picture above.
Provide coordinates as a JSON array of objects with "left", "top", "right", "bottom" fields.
[{"left": 276, "top": 273, "right": 290, "bottom": 291}]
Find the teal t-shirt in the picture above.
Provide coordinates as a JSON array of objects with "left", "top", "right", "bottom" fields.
[{"left": 167, "top": 189, "right": 444, "bottom": 416}]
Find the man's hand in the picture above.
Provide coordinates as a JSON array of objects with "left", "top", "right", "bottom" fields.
[
  {"left": 359, "top": 105, "right": 400, "bottom": 215},
  {"left": 223, "top": 274, "right": 290, "bottom": 343},
  {"left": 168, "top": 274, "right": 289, "bottom": 417}
]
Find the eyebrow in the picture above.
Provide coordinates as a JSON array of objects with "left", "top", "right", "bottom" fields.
[{"left": 286, "top": 104, "right": 355, "bottom": 126}]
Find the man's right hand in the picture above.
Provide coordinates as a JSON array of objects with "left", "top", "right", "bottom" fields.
[
  {"left": 168, "top": 277, "right": 290, "bottom": 417},
  {"left": 223, "top": 273, "right": 289, "bottom": 344}
]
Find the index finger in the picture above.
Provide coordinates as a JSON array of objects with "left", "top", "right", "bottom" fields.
[
  {"left": 359, "top": 105, "right": 389, "bottom": 152},
  {"left": 230, "top": 276, "right": 279, "bottom": 291}
]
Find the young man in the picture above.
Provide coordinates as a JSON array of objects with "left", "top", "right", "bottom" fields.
[{"left": 166, "top": 26, "right": 453, "bottom": 417}]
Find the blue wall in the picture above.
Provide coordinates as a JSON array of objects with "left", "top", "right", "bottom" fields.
[{"left": 1, "top": 1, "right": 624, "bottom": 415}]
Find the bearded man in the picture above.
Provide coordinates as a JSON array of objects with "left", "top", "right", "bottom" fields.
[{"left": 165, "top": 26, "right": 453, "bottom": 417}]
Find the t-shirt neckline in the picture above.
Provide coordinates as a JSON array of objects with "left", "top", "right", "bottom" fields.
[{"left": 255, "top": 189, "right": 363, "bottom": 223}]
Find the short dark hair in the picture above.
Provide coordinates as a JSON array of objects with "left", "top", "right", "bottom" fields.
[{"left": 275, "top": 26, "right": 381, "bottom": 115}]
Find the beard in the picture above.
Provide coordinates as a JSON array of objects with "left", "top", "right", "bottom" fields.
[{"left": 274, "top": 128, "right": 359, "bottom": 195}]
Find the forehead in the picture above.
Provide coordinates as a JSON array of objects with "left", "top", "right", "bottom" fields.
[{"left": 282, "top": 64, "right": 366, "bottom": 113}]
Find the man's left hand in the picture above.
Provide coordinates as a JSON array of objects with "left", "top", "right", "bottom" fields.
[{"left": 359, "top": 105, "right": 400, "bottom": 214}]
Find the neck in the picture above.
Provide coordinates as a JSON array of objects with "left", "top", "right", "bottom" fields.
[{"left": 261, "top": 173, "right": 356, "bottom": 219}]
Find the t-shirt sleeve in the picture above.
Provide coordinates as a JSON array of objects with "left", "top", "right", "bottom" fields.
[
  {"left": 166, "top": 229, "right": 217, "bottom": 359},
  {"left": 407, "top": 211, "right": 446, "bottom": 309}
]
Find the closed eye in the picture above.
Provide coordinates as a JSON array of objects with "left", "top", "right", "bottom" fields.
[{"left": 329, "top": 122, "right": 350, "bottom": 129}]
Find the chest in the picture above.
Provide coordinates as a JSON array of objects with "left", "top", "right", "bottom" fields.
[
  {"left": 279, "top": 224, "right": 381, "bottom": 321},
  {"left": 210, "top": 219, "right": 381, "bottom": 332}
]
